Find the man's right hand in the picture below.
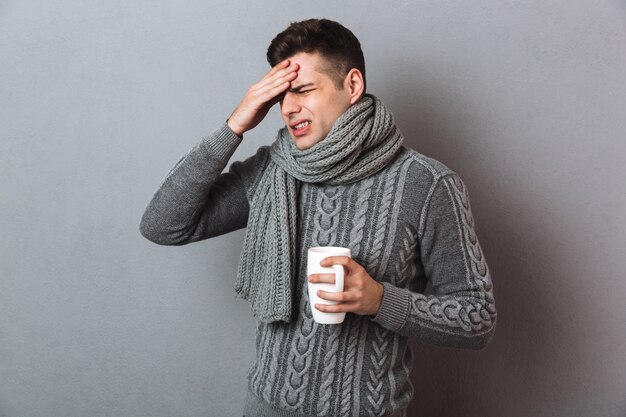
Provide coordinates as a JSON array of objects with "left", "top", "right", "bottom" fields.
[{"left": 227, "top": 59, "right": 299, "bottom": 137}]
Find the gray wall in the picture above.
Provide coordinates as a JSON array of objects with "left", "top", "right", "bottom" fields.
[{"left": 1, "top": 1, "right": 625, "bottom": 416}]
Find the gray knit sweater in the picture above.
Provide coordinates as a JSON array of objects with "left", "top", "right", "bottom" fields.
[{"left": 140, "top": 123, "right": 497, "bottom": 417}]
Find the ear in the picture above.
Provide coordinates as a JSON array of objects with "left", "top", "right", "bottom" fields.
[{"left": 344, "top": 68, "right": 365, "bottom": 105}]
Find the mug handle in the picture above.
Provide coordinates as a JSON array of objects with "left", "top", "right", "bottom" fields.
[{"left": 333, "top": 264, "right": 344, "bottom": 293}]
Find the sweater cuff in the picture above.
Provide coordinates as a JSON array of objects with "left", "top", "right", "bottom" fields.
[
  {"left": 371, "top": 282, "right": 411, "bottom": 332},
  {"left": 200, "top": 122, "right": 243, "bottom": 161}
]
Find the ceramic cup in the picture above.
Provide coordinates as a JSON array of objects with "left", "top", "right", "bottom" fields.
[{"left": 307, "top": 246, "right": 351, "bottom": 324}]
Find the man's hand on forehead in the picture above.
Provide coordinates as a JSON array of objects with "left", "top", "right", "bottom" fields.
[{"left": 227, "top": 59, "right": 299, "bottom": 137}]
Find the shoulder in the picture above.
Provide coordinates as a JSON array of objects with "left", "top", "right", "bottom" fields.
[
  {"left": 390, "top": 145, "right": 458, "bottom": 185},
  {"left": 230, "top": 145, "right": 271, "bottom": 172},
  {"left": 388, "top": 147, "right": 468, "bottom": 224},
  {"left": 228, "top": 145, "right": 271, "bottom": 196}
]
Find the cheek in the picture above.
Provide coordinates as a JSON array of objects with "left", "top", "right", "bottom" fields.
[
  {"left": 311, "top": 97, "right": 332, "bottom": 119},
  {"left": 326, "top": 104, "right": 346, "bottom": 126}
]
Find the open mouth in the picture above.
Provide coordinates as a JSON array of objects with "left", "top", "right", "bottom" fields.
[{"left": 290, "top": 120, "right": 312, "bottom": 136}]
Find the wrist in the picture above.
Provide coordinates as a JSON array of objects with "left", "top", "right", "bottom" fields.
[
  {"left": 226, "top": 118, "right": 244, "bottom": 138},
  {"left": 372, "top": 282, "right": 384, "bottom": 316}
]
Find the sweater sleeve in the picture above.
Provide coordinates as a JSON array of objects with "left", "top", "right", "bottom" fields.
[
  {"left": 139, "top": 123, "right": 269, "bottom": 245},
  {"left": 372, "top": 173, "right": 497, "bottom": 349}
]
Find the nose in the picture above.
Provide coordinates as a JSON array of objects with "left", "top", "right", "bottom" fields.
[{"left": 280, "top": 91, "right": 301, "bottom": 118}]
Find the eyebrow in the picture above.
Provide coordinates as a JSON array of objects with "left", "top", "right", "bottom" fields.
[{"left": 288, "top": 83, "right": 315, "bottom": 93}]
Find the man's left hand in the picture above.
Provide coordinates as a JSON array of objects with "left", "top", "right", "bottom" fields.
[{"left": 308, "top": 256, "right": 384, "bottom": 316}]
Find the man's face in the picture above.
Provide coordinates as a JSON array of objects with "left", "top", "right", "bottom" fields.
[{"left": 280, "top": 52, "right": 353, "bottom": 150}]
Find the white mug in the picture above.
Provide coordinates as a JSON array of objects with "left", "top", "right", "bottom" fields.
[{"left": 307, "top": 246, "right": 351, "bottom": 324}]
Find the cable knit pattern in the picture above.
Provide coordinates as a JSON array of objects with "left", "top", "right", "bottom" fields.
[
  {"left": 367, "top": 326, "right": 390, "bottom": 416},
  {"left": 313, "top": 186, "right": 343, "bottom": 247},
  {"left": 140, "top": 100, "right": 497, "bottom": 416},
  {"left": 339, "top": 318, "right": 360, "bottom": 417},
  {"left": 407, "top": 174, "right": 496, "bottom": 334},
  {"left": 317, "top": 325, "right": 341, "bottom": 415},
  {"left": 281, "top": 300, "right": 318, "bottom": 410},
  {"left": 370, "top": 159, "right": 402, "bottom": 276},
  {"left": 445, "top": 176, "right": 493, "bottom": 293},
  {"left": 349, "top": 176, "right": 376, "bottom": 255},
  {"left": 280, "top": 185, "right": 340, "bottom": 413},
  {"left": 249, "top": 322, "right": 269, "bottom": 392},
  {"left": 395, "top": 226, "right": 418, "bottom": 287},
  {"left": 313, "top": 186, "right": 343, "bottom": 414},
  {"left": 261, "top": 326, "right": 281, "bottom": 401}
]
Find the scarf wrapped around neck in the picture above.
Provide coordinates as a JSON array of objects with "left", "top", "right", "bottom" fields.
[{"left": 234, "top": 94, "right": 403, "bottom": 323}]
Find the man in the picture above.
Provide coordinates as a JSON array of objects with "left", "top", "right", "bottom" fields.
[{"left": 140, "top": 18, "right": 496, "bottom": 417}]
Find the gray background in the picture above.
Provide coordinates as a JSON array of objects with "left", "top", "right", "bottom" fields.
[{"left": 1, "top": 0, "right": 625, "bottom": 416}]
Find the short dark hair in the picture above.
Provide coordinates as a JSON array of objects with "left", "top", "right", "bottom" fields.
[{"left": 267, "top": 18, "right": 366, "bottom": 91}]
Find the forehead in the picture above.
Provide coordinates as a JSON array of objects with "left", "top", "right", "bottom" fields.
[{"left": 289, "top": 52, "right": 334, "bottom": 83}]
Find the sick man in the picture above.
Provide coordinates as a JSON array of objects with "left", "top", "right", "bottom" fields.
[{"left": 140, "top": 18, "right": 497, "bottom": 417}]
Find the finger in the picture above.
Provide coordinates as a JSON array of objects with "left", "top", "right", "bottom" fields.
[
  {"left": 308, "top": 273, "right": 336, "bottom": 284},
  {"left": 263, "top": 59, "right": 291, "bottom": 80},
  {"left": 257, "top": 80, "right": 292, "bottom": 105},
  {"left": 315, "top": 301, "right": 355, "bottom": 313},
  {"left": 320, "top": 256, "right": 353, "bottom": 269},
  {"left": 251, "top": 69, "right": 297, "bottom": 100},
  {"left": 261, "top": 69, "right": 298, "bottom": 92},
  {"left": 268, "top": 91, "right": 286, "bottom": 107},
  {"left": 257, "top": 66, "right": 298, "bottom": 92},
  {"left": 262, "top": 61, "right": 297, "bottom": 83},
  {"left": 317, "top": 290, "right": 351, "bottom": 302},
  {"left": 264, "top": 62, "right": 299, "bottom": 83}
]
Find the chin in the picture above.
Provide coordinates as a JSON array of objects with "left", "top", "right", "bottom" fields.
[{"left": 290, "top": 135, "right": 317, "bottom": 150}]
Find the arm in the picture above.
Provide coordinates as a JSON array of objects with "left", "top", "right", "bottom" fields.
[
  {"left": 139, "top": 123, "right": 264, "bottom": 245},
  {"left": 140, "top": 59, "right": 300, "bottom": 245},
  {"left": 372, "top": 173, "right": 497, "bottom": 349},
  {"left": 308, "top": 173, "right": 496, "bottom": 349}
]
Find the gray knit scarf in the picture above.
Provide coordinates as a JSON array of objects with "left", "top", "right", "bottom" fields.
[{"left": 234, "top": 94, "right": 403, "bottom": 323}]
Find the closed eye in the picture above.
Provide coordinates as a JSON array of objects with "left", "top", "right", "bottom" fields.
[{"left": 288, "top": 83, "right": 316, "bottom": 95}]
